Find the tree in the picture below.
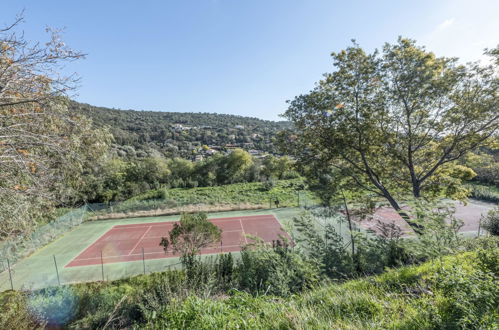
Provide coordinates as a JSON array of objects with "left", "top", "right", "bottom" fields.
[
  {"left": 283, "top": 38, "right": 498, "bottom": 233},
  {"left": 160, "top": 212, "right": 222, "bottom": 269},
  {"left": 219, "top": 149, "right": 253, "bottom": 184},
  {"left": 0, "top": 13, "right": 108, "bottom": 238}
]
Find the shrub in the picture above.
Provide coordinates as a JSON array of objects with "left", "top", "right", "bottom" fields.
[
  {"left": 261, "top": 179, "right": 276, "bottom": 191},
  {"left": 468, "top": 184, "right": 499, "bottom": 203},
  {"left": 482, "top": 207, "right": 499, "bottom": 236}
]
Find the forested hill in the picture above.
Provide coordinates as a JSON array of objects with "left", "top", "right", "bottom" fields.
[{"left": 71, "top": 101, "right": 290, "bottom": 158}]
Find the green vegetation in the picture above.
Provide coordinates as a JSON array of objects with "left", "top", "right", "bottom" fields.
[
  {"left": 482, "top": 207, "right": 499, "bottom": 236},
  {"left": 1, "top": 13, "right": 498, "bottom": 329},
  {"left": 468, "top": 182, "right": 499, "bottom": 203},
  {"left": 282, "top": 38, "right": 498, "bottom": 233},
  {"left": 1, "top": 237, "right": 496, "bottom": 329},
  {"left": 80, "top": 150, "right": 300, "bottom": 204},
  {"left": 160, "top": 213, "right": 222, "bottom": 273},
  {"left": 96, "top": 179, "right": 315, "bottom": 215},
  {"left": 72, "top": 101, "right": 289, "bottom": 159}
]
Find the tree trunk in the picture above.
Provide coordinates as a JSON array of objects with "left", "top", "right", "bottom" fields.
[{"left": 382, "top": 190, "right": 424, "bottom": 235}]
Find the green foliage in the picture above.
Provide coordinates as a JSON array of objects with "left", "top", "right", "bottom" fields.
[
  {"left": 101, "top": 179, "right": 317, "bottom": 213},
  {"left": 261, "top": 178, "right": 276, "bottom": 191},
  {"left": 283, "top": 38, "right": 498, "bottom": 232},
  {"left": 237, "top": 240, "right": 320, "bottom": 296},
  {"left": 1, "top": 238, "right": 497, "bottom": 329},
  {"left": 83, "top": 152, "right": 299, "bottom": 203},
  {"left": 482, "top": 207, "right": 499, "bottom": 236},
  {"left": 467, "top": 183, "right": 499, "bottom": 203},
  {"left": 463, "top": 149, "right": 499, "bottom": 185},
  {"left": 71, "top": 101, "right": 290, "bottom": 158},
  {"left": 0, "top": 291, "right": 41, "bottom": 329},
  {"left": 402, "top": 200, "right": 464, "bottom": 261},
  {"left": 27, "top": 286, "right": 78, "bottom": 327},
  {"left": 160, "top": 213, "right": 222, "bottom": 271}
]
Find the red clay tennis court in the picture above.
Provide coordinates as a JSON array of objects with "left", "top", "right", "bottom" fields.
[{"left": 66, "top": 214, "right": 289, "bottom": 267}]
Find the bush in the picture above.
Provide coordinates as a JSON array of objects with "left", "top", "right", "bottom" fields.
[
  {"left": 468, "top": 184, "right": 499, "bottom": 203},
  {"left": 261, "top": 179, "right": 276, "bottom": 191},
  {"left": 482, "top": 207, "right": 499, "bottom": 236}
]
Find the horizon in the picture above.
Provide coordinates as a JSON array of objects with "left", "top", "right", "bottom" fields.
[{"left": 2, "top": 0, "right": 498, "bottom": 120}]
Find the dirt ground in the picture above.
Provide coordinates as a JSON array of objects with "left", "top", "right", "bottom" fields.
[{"left": 355, "top": 199, "right": 496, "bottom": 237}]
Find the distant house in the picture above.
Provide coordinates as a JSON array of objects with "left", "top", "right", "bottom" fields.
[
  {"left": 235, "top": 125, "right": 244, "bottom": 129},
  {"left": 194, "top": 155, "right": 204, "bottom": 162},
  {"left": 173, "top": 124, "right": 193, "bottom": 131},
  {"left": 248, "top": 149, "right": 261, "bottom": 155}
]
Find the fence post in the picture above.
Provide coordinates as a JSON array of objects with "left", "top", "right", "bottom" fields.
[
  {"left": 53, "top": 255, "right": 61, "bottom": 286},
  {"left": 142, "top": 247, "right": 146, "bottom": 275},
  {"left": 100, "top": 251, "right": 105, "bottom": 281},
  {"left": 6, "top": 258, "right": 13, "bottom": 290},
  {"left": 478, "top": 216, "right": 482, "bottom": 237},
  {"left": 220, "top": 240, "right": 223, "bottom": 253}
]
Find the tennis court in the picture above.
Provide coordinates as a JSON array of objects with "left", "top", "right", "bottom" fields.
[{"left": 66, "top": 214, "right": 288, "bottom": 267}]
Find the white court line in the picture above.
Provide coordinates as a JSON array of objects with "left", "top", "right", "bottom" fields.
[
  {"left": 127, "top": 226, "right": 152, "bottom": 256},
  {"left": 239, "top": 218, "right": 249, "bottom": 244},
  {"left": 69, "top": 244, "right": 244, "bottom": 261}
]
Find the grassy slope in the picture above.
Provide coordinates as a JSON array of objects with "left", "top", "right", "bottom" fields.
[
  {"left": 145, "top": 248, "right": 498, "bottom": 329},
  {"left": 107, "top": 179, "right": 318, "bottom": 214},
  {"left": 1, "top": 239, "right": 497, "bottom": 329}
]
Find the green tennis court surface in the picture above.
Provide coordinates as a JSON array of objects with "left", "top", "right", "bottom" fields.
[{"left": 0, "top": 208, "right": 301, "bottom": 292}]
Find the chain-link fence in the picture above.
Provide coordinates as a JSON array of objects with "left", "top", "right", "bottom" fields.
[
  {"left": 0, "top": 206, "right": 88, "bottom": 266},
  {"left": 0, "top": 251, "right": 184, "bottom": 292},
  {"left": 0, "top": 190, "right": 321, "bottom": 292}
]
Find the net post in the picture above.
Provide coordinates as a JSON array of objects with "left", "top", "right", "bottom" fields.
[
  {"left": 100, "top": 251, "right": 105, "bottom": 281},
  {"left": 142, "top": 247, "right": 146, "bottom": 275},
  {"left": 53, "top": 255, "right": 61, "bottom": 286},
  {"left": 7, "top": 258, "right": 13, "bottom": 290}
]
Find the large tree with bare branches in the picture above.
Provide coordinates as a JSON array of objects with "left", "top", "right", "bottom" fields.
[
  {"left": 283, "top": 38, "right": 498, "bottom": 233},
  {"left": 0, "top": 13, "right": 109, "bottom": 238}
]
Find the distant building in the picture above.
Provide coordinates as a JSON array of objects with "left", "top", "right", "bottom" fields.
[
  {"left": 235, "top": 125, "right": 244, "bottom": 129},
  {"left": 173, "top": 124, "right": 193, "bottom": 131}
]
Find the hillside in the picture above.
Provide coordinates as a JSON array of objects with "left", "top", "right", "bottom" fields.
[{"left": 71, "top": 101, "right": 291, "bottom": 159}]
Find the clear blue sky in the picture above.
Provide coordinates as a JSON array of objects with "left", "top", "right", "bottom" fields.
[{"left": 2, "top": 1, "right": 498, "bottom": 120}]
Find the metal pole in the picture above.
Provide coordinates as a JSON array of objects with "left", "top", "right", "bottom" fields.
[
  {"left": 53, "top": 255, "right": 61, "bottom": 286},
  {"left": 297, "top": 191, "right": 300, "bottom": 207},
  {"left": 7, "top": 258, "right": 13, "bottom": 290},
  {"left": 220, "top": 240, "right": 223, "bottom": 253},
  {"left": 478, "top": 216, "right": 482, "bottom": 237},
  {"left": 142, "top": 247, "right": 146, "bottom": 275},
  {"left": 100, "top": 251, "right": 105, "bottom": 281}
]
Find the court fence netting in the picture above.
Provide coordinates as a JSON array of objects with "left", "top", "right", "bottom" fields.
[
  {"left": 0, "top": 206, "right": 88, "bottom": 267},
  {"left": 0, "top": 190, "right": 322, "bottom": 292}
]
